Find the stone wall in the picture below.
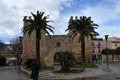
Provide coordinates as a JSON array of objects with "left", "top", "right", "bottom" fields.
[
  {"left": 21, "top": 16, "right": 93, "bottom": 66},
  {"left": 22, "top": 31, "right": 92, "bottom": 66}
]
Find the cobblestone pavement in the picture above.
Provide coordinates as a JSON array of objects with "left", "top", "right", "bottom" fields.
[
  {"left": 1, "top": 62, "right": 120, "bottom": 80},
  {"left": 0, "top": 66, "right": 29, "bottom": 80},
  {"left": 95, "top": 62, "right": 120, "bottom": 80},
  {"left": 39, "top": 62, "right": 120, "bottom": 80}
]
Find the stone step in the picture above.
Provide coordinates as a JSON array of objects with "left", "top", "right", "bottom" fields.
[{"left": 51, "top": 64, "right": 61, "bottom": 72}]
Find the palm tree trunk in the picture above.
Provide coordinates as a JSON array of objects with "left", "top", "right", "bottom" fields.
[
  {"left": 81, "top": 36, "right": 85, "bottom": 65},
  {"left": 36, "top": 30, "right": 40, "bottom": 67}
]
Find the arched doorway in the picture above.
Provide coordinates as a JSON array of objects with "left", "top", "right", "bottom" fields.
[
  {"left": 6, "top": 57, "right": 18, "bottom": 66},
  {"left": 52, "top": 52, "right": 61, "bottom": 72},
  {"left": 54, "top": 52, "right": 60, "bottom": 64}
]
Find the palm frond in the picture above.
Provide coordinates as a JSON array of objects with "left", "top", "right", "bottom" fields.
[
  {"left": 45, "top": 26, "right": 54, "bottom": 34},
  {"left": 22, "top": 11, "right": 54, "bottom": 39},
  {"left": 44, "top": 29, "right": 51, "bottom": 38},
  {"left": 66, "top": 16, "right": 99, "bottom": 42},
  {"left": 71, "top": 31, "right": 78, "bottom": 41}
]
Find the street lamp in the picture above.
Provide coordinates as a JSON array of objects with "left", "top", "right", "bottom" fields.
[
  {"left": 105, "top": 35, "right": 109, "bottom": 69},
  {"left": 18, "top": 36, "right": 23, "bottom": 72}
]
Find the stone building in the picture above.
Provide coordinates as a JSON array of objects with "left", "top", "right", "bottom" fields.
[
  {"left": 102, "top": 37, "right": 120, "bottom": 61},
  {"left": 91, "top": 36, "right": 103, "bottom": 61},
  {"left": 103, "top": 37, "right": 120, "bottom": 49},
  {"left": 21, "top": 16, "right": 93, "bottom": 66}
]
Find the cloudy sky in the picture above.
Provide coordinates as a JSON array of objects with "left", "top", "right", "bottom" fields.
[{"left": 0, "top": 0, "right": 120, "bottom": 43}]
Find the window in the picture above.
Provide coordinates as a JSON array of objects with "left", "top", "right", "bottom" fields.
[
  {"left": 56, "top": 42, "right": 61, "bottom": 47},
  {"left": 92, "top": 49, "right": 95, "bottom": 53},
  {"left": 98, "top": 49, "right": 101, "bottom": 53},
  {"left": 98, "top": 42, "right": 101, "bottom": 47},
  {"left": 92, "top": 42, "right": 94, "bottom": 46},
  {"left": 115, "top": 43, "right": 117, "bottom": 47}
]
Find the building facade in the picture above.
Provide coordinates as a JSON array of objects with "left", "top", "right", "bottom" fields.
[
  {"left": 91, "top": 37, "right": 103, "bottom": 61},
  {"left": 21, "top": 16, "right": 98, "bottom": 66},
  {"left": 102, "top": 37, "right": 120, "bottom": 61}
]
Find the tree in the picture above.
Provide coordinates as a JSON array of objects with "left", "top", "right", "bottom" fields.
[
  {"left": 115, "top": 47, "right": 120, "bottom": 61},
  {"left": 10, "top": 37, "right": 22, "bottom": 72},
  {"left": 115, "top": 47, "right": 120, "bottom": 54},
  {"left": 101, "top": 49, "right": 115, "bottom": 61},
  {"left": 66, "top": 16, "right": 99, "bottom": 66},
  {"left": 22, "top": 11, "right": 54, "bottom": 67},
  {"left": 55, "top": 51, "right": 76, "bottom": 72},
  {"left": 101, "top": 49, "right": 115, "bottom": 55},
  {"left": 10, "top": 37, "right": 22, "bottom": 66},
  {"left": 10, "top": 37, "right": 21, "bottom": 55}
]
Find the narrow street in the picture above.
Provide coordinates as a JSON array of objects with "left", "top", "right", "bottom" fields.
[{"left": 0, "top": 66, "right": 29, "bottom": 80}]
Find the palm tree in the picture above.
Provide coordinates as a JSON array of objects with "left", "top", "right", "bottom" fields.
[
  {"left": 66, "top": 16, "right": 99, "bottom": 66},
  {"left": 22, "top": 11, "right": 54, "bottom": 67}
]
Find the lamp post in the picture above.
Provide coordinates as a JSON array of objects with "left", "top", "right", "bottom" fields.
[
  {"left": 105, "top": 35, "right": 109, "bottom": 69},
  {"left": 18, "top": 36, "right": 23, "bottom": 72}
]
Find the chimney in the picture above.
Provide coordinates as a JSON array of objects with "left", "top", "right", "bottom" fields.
[
  {"left": 69, "top": 16, "right": 73, "bottom": 23},
  {"left": 29, "top": 16, "right": 32, "bottom": 20},
  {"left": 23, "top": 16, "right": 27, "bottom": 21},
  {"left": 75, "top": 16, "right": 78, "bottom": 20}
]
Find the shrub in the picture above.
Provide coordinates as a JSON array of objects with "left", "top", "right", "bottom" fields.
[
  {"left": 56, "top": 51, "right": 76, "bottom": 71},
  {"left": 24, "top": 58, "right": 34, "bottom": 69}
]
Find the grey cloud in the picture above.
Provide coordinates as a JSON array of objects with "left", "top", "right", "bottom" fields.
[{"left": 0, "top": 0, "right": 73, "bottom": 43}]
